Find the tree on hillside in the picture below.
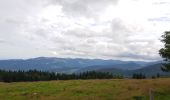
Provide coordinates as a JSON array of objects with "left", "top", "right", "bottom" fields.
[{"left": 159, "top": 31, "right": 170, "bottom": 71}]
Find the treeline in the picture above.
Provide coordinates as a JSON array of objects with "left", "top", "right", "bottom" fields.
[
  {"left": 132, "top": 73, "right": 146, "bottom": 79},
  {"left": 0, "top": 70, "right": 120, "bottom": 82},
  {"left": 132, "top": 73, "right": 161, "bottom": 79}
]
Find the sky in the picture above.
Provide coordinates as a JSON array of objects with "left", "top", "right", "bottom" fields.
[{"left": 0, "top": 0, "right": 170, "bottom": 61}]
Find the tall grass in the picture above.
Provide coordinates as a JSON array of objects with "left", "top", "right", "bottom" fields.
[{"left": 0, "top": 78, "right": 169, "bottom": 100}]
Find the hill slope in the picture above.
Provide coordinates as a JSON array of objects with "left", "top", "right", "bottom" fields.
[
  {"left": 0, "top": 57, "right": 149, "bottom": 72},
  {"left": 0, "top": 57, "right": 168, "bottom": 76},
  {"left": 130, "top": 63, "right": 170, "bottom": 76}
]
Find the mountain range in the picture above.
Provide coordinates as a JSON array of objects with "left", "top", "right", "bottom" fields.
[{"left": 0, "top": 57, "right": 169, "bottom": 76}]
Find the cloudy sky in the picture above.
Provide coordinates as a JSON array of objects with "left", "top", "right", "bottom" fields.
[{"left": 0, "top": 0, "right": 170, "bottom": 61}]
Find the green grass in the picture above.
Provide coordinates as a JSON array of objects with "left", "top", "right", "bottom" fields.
[{"left": 0, "top": 78, "right": 170, "bottom": 100}]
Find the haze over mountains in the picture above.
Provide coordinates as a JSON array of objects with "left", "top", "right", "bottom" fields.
[{"left": 0, "top": 57, "right": 169, "bottom": 76}]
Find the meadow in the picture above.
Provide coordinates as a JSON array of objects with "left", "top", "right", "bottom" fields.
[{"left": 0, "top": 78, "right": 170, "bottom": 100}]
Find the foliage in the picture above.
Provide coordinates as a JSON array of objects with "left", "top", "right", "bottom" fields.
[
  {"left": 159, "top": 31, "right": 170, "bottom": 71},
  {"left": 0, "top": 70, "right": 115, "bottom": 82},
  {"left": 132, "top": 73, "right": 146, "bottom": 79}
]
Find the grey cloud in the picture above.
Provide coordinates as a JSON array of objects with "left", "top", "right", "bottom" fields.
[
  {"left": 0, "top": 39, "right": 6, "bottom": 44},
  {"left": 43, "top": 18, "right": 159, "bottom": 61},
  {"left": 102, "top": 19, "right": 136, "bottom": 43},
  {"left": 111, "top": 18, "right": 143, "bottom": 34},
  {"left": 0, "top": 0, "right": 46, "bottom": 42},
  {"left": 110, "top": 19, "right": 131, "bottom": 41},
  {"left": 22, "top": 13, "right": 160, "bottom": 61},
  {"left": 63, "top": 28, "right": 102, "bottom": 38},
  {"left": 148, "top": 17, "right": 170, "bottom": 22},
  {"left": 111, "top": 19, "right": 130, "bottom": 33},
  {"left": 153, "top": 2, "right": 170, "bottom": 5},
  {"left": 29, "top": 28, "right": 50, "bottom": 39},
  {"left": 49, "top": 0, "right": 119, "bottom": 17},
  {"left": 115, "top": 53, "right": 161, "bottom": 61},
  {"left": 0, "top": 38, "right": 16, "bottom": 46}
]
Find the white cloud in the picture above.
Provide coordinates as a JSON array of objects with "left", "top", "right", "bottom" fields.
[{"left": 0, "top": 0, "right": 169, "bottom": 61}]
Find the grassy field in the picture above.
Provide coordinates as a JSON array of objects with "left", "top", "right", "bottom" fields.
[{"left": 0, "top": 78, "right": 170, "bottom": 100}]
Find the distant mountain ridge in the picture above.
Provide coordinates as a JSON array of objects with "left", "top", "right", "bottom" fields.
[{"left": 0, "top": 57, "right": 168, "bottom": 76}]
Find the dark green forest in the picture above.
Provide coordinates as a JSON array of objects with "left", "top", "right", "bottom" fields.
[{"left": 0, "top": 70, "right": 121, "bottom": 82}]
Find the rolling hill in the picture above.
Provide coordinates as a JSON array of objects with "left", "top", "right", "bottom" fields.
[{"left": 0, "top": 57, "right": 169, "bottom": 76}]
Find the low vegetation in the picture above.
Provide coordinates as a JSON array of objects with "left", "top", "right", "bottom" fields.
[{"left": 0, "top": 78, "right": 170, "bottom": 100}]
